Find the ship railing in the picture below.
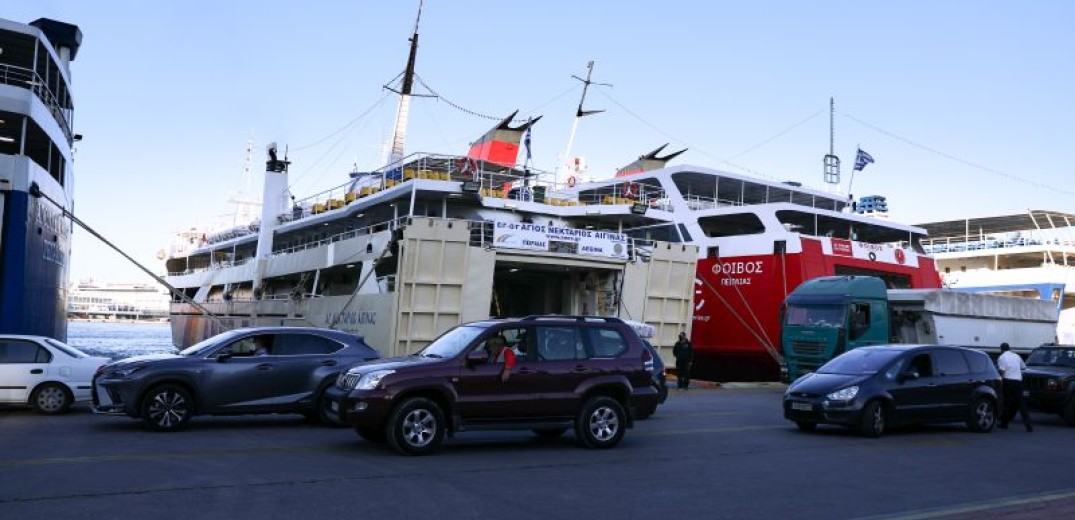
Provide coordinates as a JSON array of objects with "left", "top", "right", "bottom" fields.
[
  {"left": 0, "top": 63, "right": 74, "bottom": 143},
  {"left": 271, "top": 217, "right": 407, "bottom": 257},
  {"left": 923, "top": 236, "right": 1051, "bottom": 254},
  {"left": 281, "top": 152, "right": 678, "bottom": 224},
  {"left": 682, "top": 194, "right": 745, "bottom": 211}
]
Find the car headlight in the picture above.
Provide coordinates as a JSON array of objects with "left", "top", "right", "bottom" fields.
[
  {"left": 112, "top": 366, "right": 144, "bottom": 378},
  {"left": 356, "top": 370, "right": 395, "bottom": 390},
  {"left": 826, "top": 386, "right": 859, "bottom": 401}
]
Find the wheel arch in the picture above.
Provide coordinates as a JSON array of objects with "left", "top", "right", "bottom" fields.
[{"left": 27, "top": 380, "right": 74, "bottom": 405}]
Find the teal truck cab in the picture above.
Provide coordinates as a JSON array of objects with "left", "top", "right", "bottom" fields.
[
  {"left": 781, "top": 276, "right": 890, "bottom": 380},
  {"left": 781, "top": 276, "right": 1058, "bottom": 381}
]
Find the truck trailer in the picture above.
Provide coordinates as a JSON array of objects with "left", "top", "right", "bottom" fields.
[{"left": 781, "top": 276, "right": 1058, "bottom": 380}]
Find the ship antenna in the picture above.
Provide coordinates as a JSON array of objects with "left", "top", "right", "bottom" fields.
[
  {"left": 385, "top": 0, "right": 424, "bottom": 165},
  {"left": 823, "top": 97, "right": 841, "bottom": 191},
  {"left": 558, "top": 60, "right": 611, "bottom": 185}
]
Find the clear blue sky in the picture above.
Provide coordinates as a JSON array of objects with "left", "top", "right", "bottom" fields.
[{"left": 7, "top": 1, "right": 1073, "bottom": 283}]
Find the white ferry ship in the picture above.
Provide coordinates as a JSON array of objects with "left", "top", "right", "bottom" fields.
[
  {"left": 163, "top": 11, "right": 943, "bottom": 381},
  {"left": 0, "top": 17, "right": 82, "bottom": 341},
  {"left": 68, "top": 281, "right": 169, "bottom": 321},
  {"left": 917, "top": 210, "right": 1075, "bottom": 344}
]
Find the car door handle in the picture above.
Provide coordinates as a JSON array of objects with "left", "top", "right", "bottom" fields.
[
  {"left": 573, "top": 365, "right": 590, "bottom": 373},
  {"left": 30, "top": 368, "right": 43, "bottom": 374},
  {"left": 256, "top": 364, "right": 272, "bottom": 371},
  {"left": 321, "top": 360, "right": 338, "bottom": 367},
  {"left": 517, "top": 368, "right": 536, "bottom": 375}
]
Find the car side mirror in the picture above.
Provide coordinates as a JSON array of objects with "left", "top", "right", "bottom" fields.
[
  {"left": 216, "top": 352, "right": 233, "bottom": 363},
  {"left": 466, "top": 350, "right": 490, "bottom": 366},
  {"left": 899, "top": 369, "right": 920, "bottom": 382}
]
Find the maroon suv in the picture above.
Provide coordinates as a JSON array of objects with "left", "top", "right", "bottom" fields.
[{"left": 325, "top": 316, "right": 660, "bottom": 455}]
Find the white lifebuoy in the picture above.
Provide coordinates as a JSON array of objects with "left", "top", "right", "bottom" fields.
[{"left": 567, "top": 176, "right": 577, "bottom": 188}]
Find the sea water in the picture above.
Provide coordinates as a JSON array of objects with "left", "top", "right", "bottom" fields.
[{"left": 67, "top": 321, "right": 176, "bottom": 361}]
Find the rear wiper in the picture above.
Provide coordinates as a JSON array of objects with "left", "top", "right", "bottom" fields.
[{"left": 422, "top": 353, "right": 443, "bottom": 358}]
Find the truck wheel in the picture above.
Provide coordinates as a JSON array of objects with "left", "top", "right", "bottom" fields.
[
  {"left": 575, "top": 396, "right": 626, "bottom": 449},
  {"left": 386, "top": 397, "right": 445, "bottom": 455},
  {"left": 795, "top": 421, "right": 817, "bottom": 432},
  {"left": 966, "top": 397, "right": 996, "bottom": 433},
  {"left": 141, "top": 384, "right": 193, "bottom": 431},
  {"left": 859, "top": 400, "right": 886, "bottom": 438},
  {"left": 1062, "top": 398, "right": 1075, "bottom": 427}
]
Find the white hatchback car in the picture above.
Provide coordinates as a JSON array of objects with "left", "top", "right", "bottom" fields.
[{"left": 0, "top": 335, "right": 110, "bottom": 414}]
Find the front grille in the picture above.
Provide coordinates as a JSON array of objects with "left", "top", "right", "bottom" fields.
[
  {"left": 337, "top": 372, "right": 360, "bottom": 390},
  {"left": 791, "top": 341, "right": 825, "bottom": 356}
]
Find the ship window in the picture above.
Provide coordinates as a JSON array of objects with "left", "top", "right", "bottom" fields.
[
  {"left": 945, "top": 267, "right": 950, "bottom": 274},
  {"left": 697, "top": 213, "right": 766, "bottom": 238},
  {"left": 677, "top": 224, "right": 693, "bottom": 242}
]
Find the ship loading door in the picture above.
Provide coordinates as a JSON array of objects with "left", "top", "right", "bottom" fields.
[{"left": 491, "top": 262, "right": 621, "bottom": 318}]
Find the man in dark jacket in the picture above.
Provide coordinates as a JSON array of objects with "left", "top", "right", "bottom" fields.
[{"left": 672, "top": 332, "right": 693, "bottom": 390}]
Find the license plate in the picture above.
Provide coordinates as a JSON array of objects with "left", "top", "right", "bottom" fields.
[
  {"left": 330, "top": 400, "right": 340, "bottom": 412},
  {"left": 791, "top": 402, "right": 813, "bottom": 411}
]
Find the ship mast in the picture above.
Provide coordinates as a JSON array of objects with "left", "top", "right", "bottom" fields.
[
  {"left": 823, "top": 97, "right": 841, "bottom": 192},
  {"left": 386, "top": 1, "right": 424, "bottom": 165},
  {"left": 558, "top": 61, "right": 610, "bottom": 186}
]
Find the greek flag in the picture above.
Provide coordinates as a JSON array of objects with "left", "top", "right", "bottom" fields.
[
  {"left": 524, "top": 123, "right": 532, "bottom": 162},
  {"left": 853, "top": 148, "right": 875, "bottom": 171}
]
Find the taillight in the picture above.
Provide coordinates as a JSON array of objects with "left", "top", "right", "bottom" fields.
[{"left": 95, "top": 364, "right": 107, "bottom": 376}]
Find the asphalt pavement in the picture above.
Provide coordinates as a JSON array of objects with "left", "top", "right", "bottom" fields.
[{"left": 1, "top": 386, "right": 1073, "bottom": 520}]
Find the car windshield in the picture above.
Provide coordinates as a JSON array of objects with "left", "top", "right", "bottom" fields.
[
  {"left": 417, "top": 326, "right": 485, "bottom": 359},
  {"left": 1027, "top": 348, "right": 1075, "bottom": 367},
  {"left": 179, "top": 330, "right": 244, "bottom": 357},
  {"left": 44, "top": 339, "right": 90, "bottom": 358},
  {"left": 817, "top": 348, "right": 904, "bottom": 375},
  {"left": 786, "top": 304, "right": 846, "bottom": 328}
]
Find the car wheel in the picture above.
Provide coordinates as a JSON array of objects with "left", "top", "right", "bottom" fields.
[
  {"left": 31, "top": 383, "right": 72, "bottom": 415},
  {"left": 859, "top": 400, "right": 886, "bottom": 438},
  {"left": 966, "top": 397, "right": 996, "bottom": 433},
  {"left": 532, "top": 427, "right": 568, "bottom": 439},
  {"left": 795, "top": 421, "right": 817, "bottom": 432},
  {"left": 386, "top": 397, "right": 445, "bottom": 455},
  {"left": 141, "top": 384, "right": 193, "bottom": 431},
  {"left": 575, "top": 396, "right": 626, "bottom": 449},
  {"left": 1061, "top": 398, "right": 1075, "bottom": 427},
  {"left": 356, "top": 426, "right": 386, "bottom": 443}
]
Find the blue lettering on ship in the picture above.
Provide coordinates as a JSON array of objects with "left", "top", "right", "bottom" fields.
[{"left": 328, "top": 311, "right": 378, "bottom": 325}]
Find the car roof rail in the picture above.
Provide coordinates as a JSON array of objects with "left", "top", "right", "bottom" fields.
[{"left": 518, "top": 314, "right": 625, "bottom": 324}]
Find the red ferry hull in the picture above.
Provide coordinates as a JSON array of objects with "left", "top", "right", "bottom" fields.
[{"left": 690, "top": 238, "right": 941, "bottom": 381}]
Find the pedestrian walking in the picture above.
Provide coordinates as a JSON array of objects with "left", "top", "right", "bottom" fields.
[
  {"left": 673, "top": 332, "right": 693, "bottom": 390},
  {"left": 996, "top": 342, "right": 1033, "bottom": 432}
]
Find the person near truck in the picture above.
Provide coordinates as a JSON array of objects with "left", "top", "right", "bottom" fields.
[
  {"left": 673, "top": 332, "right": 693, "bottom": 390},
  {"left": 996, "top": 342, "right": 1033, "bottom": 432}
]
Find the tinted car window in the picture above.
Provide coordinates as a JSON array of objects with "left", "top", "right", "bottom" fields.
[
  {"left": 585, "top": 327, "right": 628, "bottom": 358},
  {"left": 1027, "top": 348, "right": 1075, "bottom": 367},
  {"left": 0, "top": 341, "right": 49, "bottom": 363},
  {"left": 963, "top": 350, "right": 996, "bottom": 374},
  {"left": 934, "top": 349, "right": 970, "bottom": 376},
  {"left": 817, "top": 348, "right": 902, "bottom": 375},
  {"left": 274, "top": 334, "right": 342, "bottom": 355},
  {"left": 536, "top": 326, "right": 585, "bottom": 361},
  {"left": 908, "top": 353, "right": 933, "bottom": 377}
]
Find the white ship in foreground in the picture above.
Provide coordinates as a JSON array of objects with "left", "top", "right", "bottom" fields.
[
  {"left": 164, "top": 11, "right": 943, "bottom": 381},
  {"left": 918, "top": 210, "right": 1075, "bottom": 344}
]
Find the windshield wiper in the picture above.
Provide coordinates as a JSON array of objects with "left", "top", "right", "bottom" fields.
[{"left": 422, "top": 353, "right": 444, "bottom": 358}]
